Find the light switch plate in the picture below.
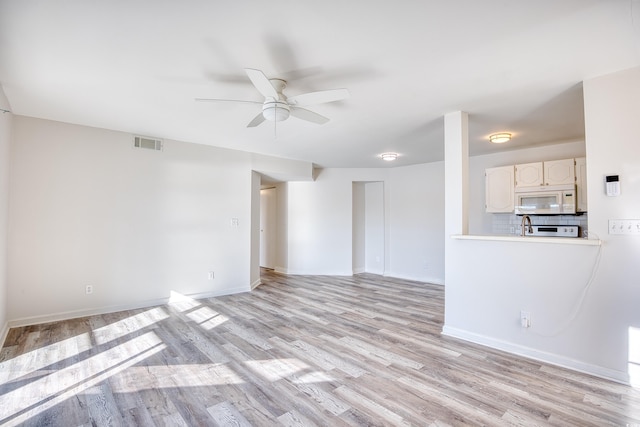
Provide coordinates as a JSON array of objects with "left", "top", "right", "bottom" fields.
[{"left": 608, "top": 219, "right": 640, "bottom": 235}]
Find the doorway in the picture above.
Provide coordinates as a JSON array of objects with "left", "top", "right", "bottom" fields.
[{"left": 352, "top": 181, "right": 385, "bottom": 275}]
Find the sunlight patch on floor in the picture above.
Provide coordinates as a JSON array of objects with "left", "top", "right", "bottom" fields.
[
  {"left": 629, "top": 326, "right": 640, "bottom": 387},
  {"left": 92, "top": 307, "right": 169, "bottom": 345},
  {"left": 0, "top": 331, "right": 165, "bottom": 425},
  {"left": 168, "top": 291, "right": 201, "bottom": 312},
  {"left": 0, "top": 332, "right": 92, "bottom": 383},
  {"left": 186, "top": 306, "right": 228, "bottom": 330}
]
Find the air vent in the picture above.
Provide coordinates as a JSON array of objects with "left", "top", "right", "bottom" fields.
[{"left": 133, "top": 136, "right": 163, "bottom": 151}]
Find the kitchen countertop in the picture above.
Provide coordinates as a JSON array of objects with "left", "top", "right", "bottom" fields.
[{"left": 451, "top": 234, "right": 601, "bottom": 246}]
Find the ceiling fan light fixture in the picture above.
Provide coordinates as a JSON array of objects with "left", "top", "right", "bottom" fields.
[
  {"left": 489, "top": 133, "right": 512, "bottom": 144},
  {"left": 380, "top": 152, "right": 398, "bottom": 161},
  {"left": 262, "top": 102, "right": 290, "bottom": 122}
]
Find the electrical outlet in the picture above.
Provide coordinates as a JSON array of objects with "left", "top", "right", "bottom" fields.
[
  {"left": 520, "top": 310, "right": 531, "bottom": 328},
  {"left": 85, "top": 285, "right": 93, "bottom": 295},
  {"left": 208, "top": 271, "right": 214, "bottom": 280}
]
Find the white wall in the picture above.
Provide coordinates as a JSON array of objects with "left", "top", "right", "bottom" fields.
[
  {"left": 0, "top": 87, "right": 11, "bottom": 342},
  {"left": 352, "top": 182, "right": 365, "bottom": 273},
  {"left": 583, "top": 67, "right": 640, "bottom": 383},
  {"left": 444, "top": 67, "right": 640, "bottom": 384},
  {"left": 250, "top": 171, "right": 261, "bottom": 289},
  {"left": 274, "top": 182, "right": 288, "bottom": 274},
  {"left": 364, "top": 182, "right": 384, "bottom": 275},
  {"left": 285, "top": 165, "right": 446, "bottom": 284},
  {"left": 285, "top": 168, "right": 388, "bottom": 275},
  {"left": 8, "top": 117, "right": 257, "bottom": 324},
  {"left": 387, "top": 162, "right": 445, "bottom": 283},
  {"left": 6, "top": 116, "right": 316, "bottom": 324}
]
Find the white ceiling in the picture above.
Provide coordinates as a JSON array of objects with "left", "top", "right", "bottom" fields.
[{"left": 1, "top": 1, "right": 639, "bottom": 168}]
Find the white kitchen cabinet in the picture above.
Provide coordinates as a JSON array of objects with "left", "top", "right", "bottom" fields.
[
  {"left": 515, "top": 158, "right": 575, "bottom": 187},
  {"left": 485, "top": 165, "right": 514, "bottom": 213},
  {"left": 575, "top": 157, "right": 587, "bottom": 212},
  {"left": 544, "top": 158, "right": 575, "bottom": 186},
  {"left": 515, "top": 162, "right": 544, "bottom": 187}
]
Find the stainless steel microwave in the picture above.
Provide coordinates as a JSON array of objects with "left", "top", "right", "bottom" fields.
[{"left": 514, "top": 184, "right": 576, "bottom": 215}]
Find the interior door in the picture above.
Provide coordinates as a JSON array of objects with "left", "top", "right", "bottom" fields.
[{"left": 260, "top": 187, "right": 276, "bottom": 269}]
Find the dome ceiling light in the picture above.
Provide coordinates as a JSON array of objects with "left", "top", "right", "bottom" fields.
[
  {"left": 489, "top": 133, "right": 512, "bottom": 144},
  {"left": 380, "top": 152, "right": 398, "bottom": 161}
]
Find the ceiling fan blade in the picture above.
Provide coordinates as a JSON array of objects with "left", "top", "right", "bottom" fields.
[
  {"left": 195, "top": 98, "right": 262, "bottom": 104},
  {"left": 287, "top": 88, "right": 349, "bottom": 106},
  {"left": 245, "top": 68, "right": 279, "bottom": 99},
  {"left": 290, "top": 107, "right": 330, "bottom": 125},
  {"left": 247, "top": 112, "right": 266, "bottom": 127}
]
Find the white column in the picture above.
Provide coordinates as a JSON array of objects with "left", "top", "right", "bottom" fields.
[
  {"left": 443, "top": 110, "right": 469, "bottom": 289},
  {"left": 444, "top": 111, "right": 469, "bottom": 237}
]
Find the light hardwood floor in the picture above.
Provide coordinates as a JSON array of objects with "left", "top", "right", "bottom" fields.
[{"left": 1, "top": 270, "right": 639, "bottom": 426}]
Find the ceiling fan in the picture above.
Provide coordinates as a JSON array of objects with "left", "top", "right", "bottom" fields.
[{"left": 196, "top": 68, "right": 350, "bottom": 127}]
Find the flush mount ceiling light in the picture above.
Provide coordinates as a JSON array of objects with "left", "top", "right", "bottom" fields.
[
  {"left": 380, "top": 152, "right": 398, "bottom": 161},
  {"left": 489, "top": 133, "right": 512, "bottom": 144}
]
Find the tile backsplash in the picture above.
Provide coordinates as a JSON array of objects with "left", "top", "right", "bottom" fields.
[{"left": 492, "top": 213, "right": 589, "bottom": 237}]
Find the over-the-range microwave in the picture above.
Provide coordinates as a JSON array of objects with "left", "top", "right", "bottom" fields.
[{"left": 514, "top": 184, "right": 576, "bottom": 215}]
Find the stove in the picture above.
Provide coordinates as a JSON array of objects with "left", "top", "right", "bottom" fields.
[{"left": 524, "top": 225, "right": 579, "bottom": 237}]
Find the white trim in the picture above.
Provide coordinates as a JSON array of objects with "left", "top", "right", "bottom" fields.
[
  {"left": 281, "top": 269, "right": 354, "bottom": 276},
  {"left": 0, "top": 322, "right": 9, "bottom": 348},
  {"left": 8, "top": 286, "right": 249, "bottom": 329},
  {"left": 451, "top": 234, "right": 601, "bottom": 246},
  {"left": 442, "top": 325, "right": 630, "bottom": 385},
  {"left": 251, "top": 279, "right": 262, "bottom": 290},
  {"left": 383, "top": 271, "right": 444, "bottom": 286},
  {"left": 274, "top": 266, "right": 288, "bottom": 274},
  {"left": 270, "top": 268, "right": 444, "bottom": 286}
]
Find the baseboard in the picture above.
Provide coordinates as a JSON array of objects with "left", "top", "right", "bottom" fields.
[
  {"left": 8, "top": 285, "right": 250, "bottom": 329},
  {"left": 442, "top": 325, "right": 629, "bottom": 385},
  {"left": 383, "top": 271, "right": 445, "bottom": 286},
  {"left": 280, "top": 268, "right": 353, "bottom": 276},
  {"left": 0, "top": 321, "right": 9, "bottom": 348},
  {"left": 251, "top": 278, "right": 262, "bottom": 290},
  {"left": 269, "top": 268, "right": 444, "bottom": 286}
]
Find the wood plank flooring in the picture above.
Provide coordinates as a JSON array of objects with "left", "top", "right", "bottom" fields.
[{"left": 1, "top": 270, "right": 640, "bottom": 426}]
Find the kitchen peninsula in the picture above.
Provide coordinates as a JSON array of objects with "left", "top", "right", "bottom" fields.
[{"left": 443, "top": 107, "right": 624, "bottom": 385}]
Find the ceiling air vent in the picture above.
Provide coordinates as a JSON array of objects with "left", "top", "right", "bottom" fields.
[{"left": 133, "top": 136, "right": 163, "bottom": 151}]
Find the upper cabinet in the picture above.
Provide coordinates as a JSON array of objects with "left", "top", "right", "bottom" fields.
[
  {"left": 544, "top": 159, "right": 575, "bottom": 186},
  {"left": 485, "top": 165, "right": 515, "bottom": 213},
  {"left": 515, "top": 158, "right": 575, "bottom": 188},
  {"left": 575, "top": 157, "right": 587, "bottom": 212},
  {"left": 515, "top": 162, "right": 543, "bottom": 187},
  {"left": 486, "top": 157, "right": 587, "bottom": 214}
]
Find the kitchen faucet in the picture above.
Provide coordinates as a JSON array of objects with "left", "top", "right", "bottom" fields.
[{"left": 521, "top": 215, "right": 533, "bottom": 236}]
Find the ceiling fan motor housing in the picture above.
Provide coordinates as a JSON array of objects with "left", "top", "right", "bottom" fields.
[{"left": 261, "top": 78, "right": 290, "bottom": 122}]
